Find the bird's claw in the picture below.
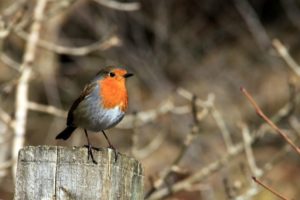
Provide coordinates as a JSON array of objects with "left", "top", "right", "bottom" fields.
[
  {"left": 84, "top": 144, "right": 98, "bottom": 164},
  {"left": 83, "top": 145, "right": 101, "bottom": 151}
]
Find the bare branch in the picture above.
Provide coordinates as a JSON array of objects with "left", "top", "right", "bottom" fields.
[
  {"left": 0, "top": 0, "right": 27, "bottom": 18},
  {"left": 132, "top": 132, "right": 166, "bottom": 159},
  {"left": 147, "top": 97, "right": 298, "bottom": 200},
  {"left": 233, "top": 0, "right": 271, "bottom": 51},
  {"left": 0, "top": 53, "right": 21, "bottom": 72},
  {"left": 27, "top": 101, "right": 67, "bottom": 118},
  {"left": 177, "top": 88, "right": 233, "bottom": 152},
  {"left": 93, "top": 0, "right": 140, "bottom": 11},
  {"left": 240, "top": 123, "right": 262, "bottom": 176},
  {"left": 147, "top": 145, "right": 240, "bottom": 199},
  {"left": 9, "top": 95, "right": 211, "bottom": 130},
  {"left": 13, "top": 0, "right": 48, "bottom": 181},
  {"left": 145, "top": 94, "right": 202, "bottom": 199},
  {"left": 241, "top": 87, "right": 300, "bottom": 155},
  {"left": 272, "top": 39, "right": 300, "bottom": 77},
  {"left": 118, "top": 95, "right": 213, "bottom": 129},
  {"left": 252, "top": 177, "right": 292, "bottom": 200},
  {"left": 0, "top": 1, "right": 26, "bottom": 71},
  {"left": 0, "top": 107, "right": 13, "bottom": 127},
  {"left": 235, "top": 143, "right": 294, "bottom": 199},
  {"left": 15, "top": 30, "right": 121, "bottom": 56},
  {"left": 211, "top": 107, "right": 233, "bottom": 152},
  {"left": 177, "top": 87, "right": 215, "bottom": 107}
]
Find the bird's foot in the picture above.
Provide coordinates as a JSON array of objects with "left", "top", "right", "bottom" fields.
[
  {"left": 83, "top": 145, "right": 101, "bottom": 151},
  {"left": 83, "top": 144, "right": 98, "bottom": 164}
]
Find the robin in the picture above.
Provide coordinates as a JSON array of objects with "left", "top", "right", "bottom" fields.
[{"left": 56, "top": 66, "right": 133, "bottom": 164}]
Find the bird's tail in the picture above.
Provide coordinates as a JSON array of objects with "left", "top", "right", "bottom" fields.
[{"left": 56, "top": 126, "right": 76, "bottom": 140}]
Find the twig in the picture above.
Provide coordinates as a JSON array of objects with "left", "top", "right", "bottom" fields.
[
  {"left": 13, "top": 0, "right": 48, "bottom": 181},
  {"left": 0, "top": 107, "right": 14, "bottom": 128},
  {"left": 0, "top": 53, "right": 21, "bottom": 71},
  {"left": 233, "top": 0, "right": 271, "bottom": 51},
  {"left": 177, "top": 88, "right": 233, "bottom": 152},
  {"left": 177, "top": 87, "right": 215, "bottom": 107},
  {"left": 131, "top": 109, "right": 166, "bottom": 159},
  {"left": 272, "top": 39, "right": 300, "bottom": 77},
  {"left": 211, "top": 107, "right": 233, "bottom": 152},
  {"left": 252, "top": 177, "right": 291, "bottom": 200},
  {"left": 27, "top": 101, "right": 67, "bottom": 118},
  {"left": 15, "top": 30, "right": 121, "bottom": 56},
  {"left": 148, "top": 117, "right": 294, "bottom": 199},
  {"left": 147, "top": 144, "right": 242, "bottom": 199},
  {"left": 93, "top": 0, "right": 140, "bottom": 11},
  {"left": 133, "top": 132, "right": 166, "bottom": 159},
  {"left": 240, "top": 123, "right": 262, "bottom": 177},
  {"left": 0, "top": 0, "right": 27, "bottom": 18},
  {"left": 241, "top": 87, "right": 300, "bottom": 155},
  {"left": 234, "top": 143, "right": 293, "bottom": 200},
  {"left": 118, "top": 95, "right": 212, "bottom": 129},
  {"left": 6, "top": 89, "right": 213, "bottom": 132},
  {"left": 147, "top": 94, "right": 297, "bottom": 200},
  {"left": 0, "top": 1, "right": 26, "bottom": 71},
  {"left": 2, "top": 95, "right": 211, "bottom": 130},
  {"left": 145, "top": 95, "right": 201, "bottom": 199}
]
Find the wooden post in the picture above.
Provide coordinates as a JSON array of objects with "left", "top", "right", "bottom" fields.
[{"left": 14, "top": 146, "right": 144, "bottom": 200}]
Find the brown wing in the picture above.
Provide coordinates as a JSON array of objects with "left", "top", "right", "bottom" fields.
[{"left": 66, "top": 82, "right": 97, "bottom": 126}]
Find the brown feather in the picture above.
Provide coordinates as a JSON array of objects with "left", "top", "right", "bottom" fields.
[{"left": 67, "top": 82, "right": 97, "bottom": 126}]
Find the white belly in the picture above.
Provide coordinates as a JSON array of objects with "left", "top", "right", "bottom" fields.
[{"left": 73, "top": 99, "right": 125, "bottom": 132}]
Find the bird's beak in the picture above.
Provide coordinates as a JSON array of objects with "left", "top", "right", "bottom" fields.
[{"left": 124, "top": 73, "right": 134, "bottom": 78}]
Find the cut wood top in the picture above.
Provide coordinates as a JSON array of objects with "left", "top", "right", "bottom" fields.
[{"left": 14, "top": 146, "right": 144, "bottom": 200}]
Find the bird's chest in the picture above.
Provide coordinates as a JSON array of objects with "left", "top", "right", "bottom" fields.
[
  {"left": 99, "top": 79, "right": 128, "bottom": 112},
  {"left": 73, "top": 87, "right": 125, "bottom": 131}
]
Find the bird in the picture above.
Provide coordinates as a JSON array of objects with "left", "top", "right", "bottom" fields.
[{"left": 56, "top": 66, "right": 133, "bottom": 164}]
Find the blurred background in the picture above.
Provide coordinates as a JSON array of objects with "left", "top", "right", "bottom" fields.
[{"left": 1, "top": 0, "right": 300, "bottom": 199}]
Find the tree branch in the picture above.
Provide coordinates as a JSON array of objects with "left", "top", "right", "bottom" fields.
[
  {"left": 241, "top": 87, "right": 300, "bottom": 155},
  {"left": 252, "top": 177, "right": 292, "bottom": 200},
  {"left": 13, "top": 0, "right": 48, "bottom": 181}
]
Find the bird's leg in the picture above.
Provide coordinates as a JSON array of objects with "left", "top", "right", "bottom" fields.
[
  {"left": 83, "top": 129, "right": 98, "bottom": 164},
  {"left": 83, "top": 130, "right": 100, "bottom": 151},
  {"left": 102, "top": 130, "right": 118, "bottom": 161},
  {"left": 101, "top": 130, "right": 115, "bottom": 149}
]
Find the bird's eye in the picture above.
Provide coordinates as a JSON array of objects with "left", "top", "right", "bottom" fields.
[{"left": 109, "top": 72, "right": 115, "bottom": 77}]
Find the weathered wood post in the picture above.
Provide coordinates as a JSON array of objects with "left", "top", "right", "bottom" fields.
[{"left": 14, "top": 146, "right": 144, "bottom": 200}]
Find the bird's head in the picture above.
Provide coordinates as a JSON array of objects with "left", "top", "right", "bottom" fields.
[
  {"left": 95, "top": 66, "right": 133, "bottom": 111},
  {"left": 96, "top": 66, "right": 133, "bottom": 82}
]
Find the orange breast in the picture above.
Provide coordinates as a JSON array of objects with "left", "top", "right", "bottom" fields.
[{"left": 99, "top": 78, "right": 128, "bottom": 112}]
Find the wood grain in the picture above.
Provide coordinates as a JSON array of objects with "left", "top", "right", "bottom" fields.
[{"left": 14, "top": 146, "right": 144, "bottom": 200}]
